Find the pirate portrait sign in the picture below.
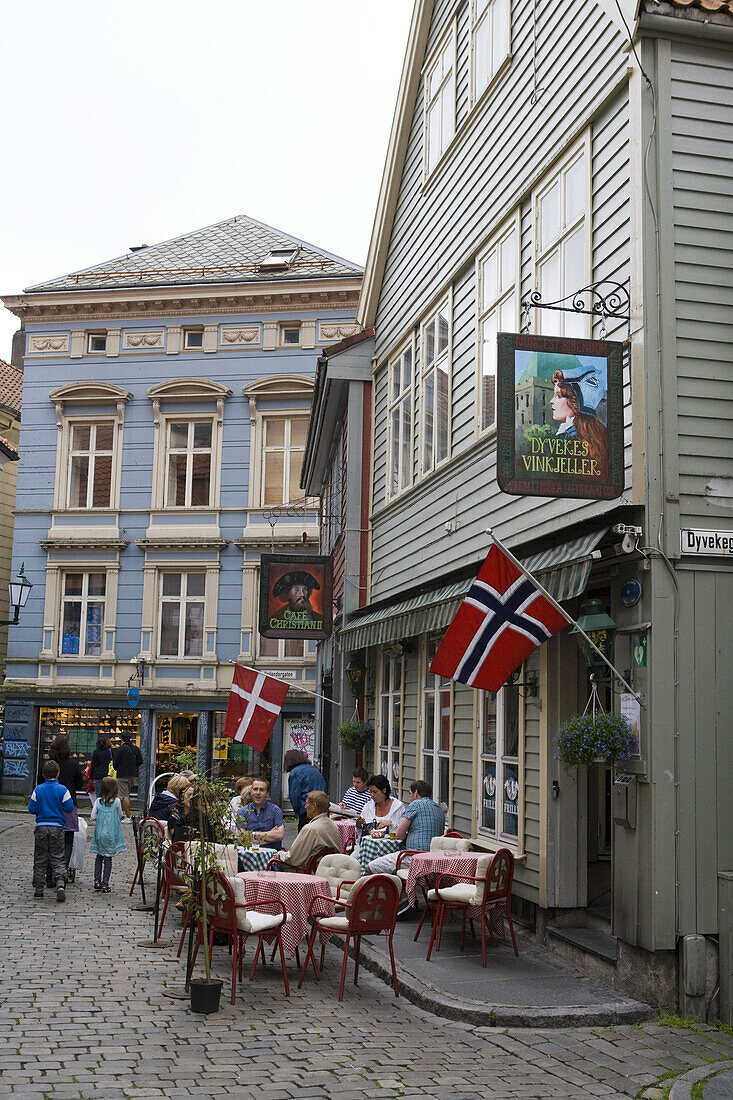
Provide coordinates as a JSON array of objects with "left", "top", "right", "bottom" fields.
[
  {"left": 496, "top": 332, "right": 624, "bottom": 501},
  {"left": 259, "top": 554, "right": 332, "bottom": 641}
]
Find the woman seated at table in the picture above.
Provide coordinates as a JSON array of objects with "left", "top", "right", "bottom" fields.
[
  {"left": 227, "top": 776, "right": 254, "bottom": 832},
  {"left": 353, "top": 774, "right": 404, "bottom": 850}
]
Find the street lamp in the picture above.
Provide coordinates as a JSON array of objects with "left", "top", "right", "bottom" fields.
[
  {"left": 345, "top": 654, "right": 366, "bottom": 698},
  {"left": 571, "top": 597, "right": 617, "bottom": 679},
  {"left": 1, "top": 563, "right": 33, "bottom": 626}
]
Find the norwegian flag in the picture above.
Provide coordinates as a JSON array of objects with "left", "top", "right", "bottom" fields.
[
  {"left": 223, "top": 664, "right": 289, "bottom": 751},
  {"left": 430, "top": 545, "right": 570, "bottom": 693}
]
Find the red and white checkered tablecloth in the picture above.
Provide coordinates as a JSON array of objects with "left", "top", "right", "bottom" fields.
[
  {"left": 236, "top": 871, "right": 334, "bottom": 958},
  {"left": 405, "top": 851, "right": 507, "bottom": 940},
  {"left": 333, "top": 819, "right": 357, "bottom": 853}
]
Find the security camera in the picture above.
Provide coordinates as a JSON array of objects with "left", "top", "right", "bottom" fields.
[{"left": 613, "top": 523, "right": 642, "bottom": 554}]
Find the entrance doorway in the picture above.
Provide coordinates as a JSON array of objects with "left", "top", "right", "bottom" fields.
[
  {"left": 282, "top": 714, "right": 315, "bottom": 811},
  {"left": 155, "top": 712, "right": 198, "bottom": 775},
  {"left": 587, "top": 762, "right": 612, "bottom": 921}
]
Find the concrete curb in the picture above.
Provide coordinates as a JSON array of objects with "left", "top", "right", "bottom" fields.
[
  {"left": 332, "top": 934, "right": 654, "bottom": 1028},
  {"left": 669, "top": 1061, "right": 733, "bottom": 1099}
]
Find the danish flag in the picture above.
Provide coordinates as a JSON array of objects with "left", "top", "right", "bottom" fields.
[
  {"left": 430, "top": 545, "right": 570, "bottom": 693},
  {"left": 223, "top": 664, "right": 289, "bottom": 751}
]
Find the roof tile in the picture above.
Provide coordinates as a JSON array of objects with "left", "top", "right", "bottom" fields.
[{"left": 0, "top": 359, "right": 22, "bottom": 414}]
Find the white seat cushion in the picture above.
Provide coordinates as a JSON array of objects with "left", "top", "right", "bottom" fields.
[
  {"left": 236, "top": 909, "right": 285, "bottom": 934},
  {"left": 396, "top": 868, "right": 410, "bottom": 881},
  {"left": 315, "top": 915, "right": 350, "bottom": 932},
  {"left": 316, "top": 854, "right": 361, "bottom": 898},
  {"left": 185, "top": 841, "right": 238, "bottom": 877},
  {"left": 430, "top": 836, "right": 471, "bottom": 853},
  {"left": 432, "top": 882, "right": 480, "bottom": 905}
]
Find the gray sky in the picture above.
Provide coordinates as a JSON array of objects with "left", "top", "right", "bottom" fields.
[{"left": 0, "top": 0, "right": 413, "bottom": 361}]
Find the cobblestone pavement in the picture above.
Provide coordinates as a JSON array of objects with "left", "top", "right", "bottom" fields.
[{"left": 2, "top": 813, "right": 733, "bottom": 1100}]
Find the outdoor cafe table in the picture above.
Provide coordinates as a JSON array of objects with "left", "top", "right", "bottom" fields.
[
  {"left": 357, "top": 834, "right": 402, "bottom": 875},
  {"left": 405, "top": 850, "right": 484, "bottom": 908},
  {"left": 236, "top": 870, "right": 335, "bottom": 958},
  {"left": 237, "top": 846, "right": 278, "bottom": 872},
  {"left": 332, "top": 818, "right": 357, "bottom": 853}
]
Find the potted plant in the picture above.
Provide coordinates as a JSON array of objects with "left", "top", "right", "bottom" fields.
[
  {"left": 181, "top": 771, "right": 236, "bottom": 1014},
  {"left": 337, "top": 716, "right": 373, "bottom": 751},
  {"left": 556, "top": 711, "right": 636, "bottom": 772}
]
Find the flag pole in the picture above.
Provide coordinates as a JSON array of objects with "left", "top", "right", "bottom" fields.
[
  {"left": 234, "top": 664, "right": 343, "bottom": 708},
  {"left": 485, "top": 527, "right": 644, "bottom": 706}
]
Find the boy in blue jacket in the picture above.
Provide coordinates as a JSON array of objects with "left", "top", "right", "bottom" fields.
[{"left": 28, "top": 759, "right": 74, "bottom": 901}]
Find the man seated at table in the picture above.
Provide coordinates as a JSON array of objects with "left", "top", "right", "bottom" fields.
[
  {"left": 366, "top": 779, "right": 445, "bottom": 878},
  {"left": 338, "top": 767, "right": 370, "bottom": 816},
  {"left": 236, "top": 778, "right": 285, "bottom": 851},
  {"left": 276, "top": 790, "right": 339, "bottom": 870}
]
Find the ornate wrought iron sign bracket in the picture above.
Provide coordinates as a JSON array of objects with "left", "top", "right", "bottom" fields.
[{"left": 521, "top": 281, "right": 631, "bottom": 341}]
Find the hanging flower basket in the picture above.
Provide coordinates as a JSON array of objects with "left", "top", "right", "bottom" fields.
[
  {"left": 337, "top": 718, "right": 373, "bottom": 751},
  {"left": 555, "top": 712, "right": 635, "bottom": 771}
]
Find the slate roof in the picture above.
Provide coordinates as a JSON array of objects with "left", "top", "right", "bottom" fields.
[
  {"left": 0, "top": 359, "right": 22, "bottom": 415},
  {"left": 26, "top": 214, "right": 363, "bottom": 293}
]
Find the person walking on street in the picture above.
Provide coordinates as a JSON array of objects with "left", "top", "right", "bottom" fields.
[
  {"left": 90, "top": 736, "right": 113, "bottom": 802},
  {"left": 284, "top": 750, "right": 327, "bottom": 831},
  {"left": 113, "top": 734, "right": 143, "bottom": 822},
  {"left": 47, "top": 734, "right": 84, "bottom": 883},
  {"left": 90, "top": 776, "right": 126, "bottom": 892},
  {"left": 28, "top": 759, "right": 74, "bottom": 902}
]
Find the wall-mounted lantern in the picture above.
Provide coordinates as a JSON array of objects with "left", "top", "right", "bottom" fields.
[
  {"left": 345, "top": 654, "right": 366, "bottom": 698},
  {"left": 571, "top": 597, "right": 617, "bottom": 678},
  {"left": 1, "top": 563, "right": 32, "bottom": 627}
]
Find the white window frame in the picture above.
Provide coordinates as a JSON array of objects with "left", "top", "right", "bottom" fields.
[
  {"left": 164, "top": 418, "right": 215, "bottom": 509},
  {"left": 532, "top": 136, "right": 591, "bottom": 339},
  {"left": 183, "top": 328, "right": 204, "bottom": 349},
  {"left": 387, "top": 338, "right": 415, "bottom": 500},
  {"left": 59, "top": 571, "right": 107, "bottom": 658},
  {"left": 421, "top": 636, "right": 452, "bottom": 812},
  {"left": 259, "top": 247, "right": 298, "bottom": 270},
  {"left": 260, "top": 414, "right": 309, "bottom": 507},
  {"left": 423, "top": 25, "right": 456, "bottom": 179},
  {"left": 470, "top": 0, "right": 511, "bottom": 106},
  {"left": 476, "top": 677, "right": 523, "bottom": 849},
  {"left": 280, "top": 323, "right": 301, "bottom": 347},
  {"left": 87, "top": 333, "right": 107, "bottom": 354},
  {"left": 49, "top": 382, "right": 130, "bottom": 514},
  {"left": 420, "top": 296, "right": 452, "bottom": 475},
  {"left": 147, "top": 378, "right": 230, "bottom": 511},
  {"left": 378, "top": 650, "right": 404, "bottom": 793},
  {"left": 257, "top": 634, "right": 307, "bottom": 660},
  {"left": 65, "top": 420, "right": 116, "bottom": 510},
  {"left": 158, "top": 571, "right": 207, "bottom": 659},
  {"left": 476, "top": 214, "right": 520, "bottom": 435}
]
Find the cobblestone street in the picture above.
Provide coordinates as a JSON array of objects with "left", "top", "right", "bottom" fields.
[{"left": 2, "top": 813, "right": 733, "bottom": 1099}]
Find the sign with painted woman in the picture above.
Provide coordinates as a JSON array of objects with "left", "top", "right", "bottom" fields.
[{"left": 496, "top": 333, "right": 624, "bottom": 500}]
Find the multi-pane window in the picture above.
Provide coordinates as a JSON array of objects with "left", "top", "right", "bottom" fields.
[
  {"left": 259, "top": 635, "right": 305, "bottom": 659},
  {"left": 478, "top": 679, "right": 520, "bottom": 842},
  {"left": 159, "top": 573, "right": 205, "bottom": 658},
  {"left": 165, "top": 420, "right": 213, "bottom": 507},
  {"left": 379, "top": 652, "right": 403, "bottom": 790},
  {"left": 60, "top": 573, "right": 106, "bottom": 656},
  {"left": 388, "top": 345, "right": 413, "bottom": 497},
  {"left": 478, "top": 223, "right": 518, "bottom": 431},
  {"left": 425, "top": 34, "right": 455, "bottom": 175},
  {"left": 67, "top": 423, "right": 114, "bottom": 509},
  {"left": 535, "top": 146, "right": 588, "bottom": 338},
  {"left": 422, "top": 637, "right": 451, "bottom": 808},
  {"left": 471, "top": 0, "right": 511, "bottom": 101},
  {"left": 262, "top": 417, "right": 308, "bottom": 506},
  {"left": 421, "top": 302, "right": 451, "bottom": 472}
]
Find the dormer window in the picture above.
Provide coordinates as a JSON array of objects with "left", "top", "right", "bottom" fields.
[
  {"left": 259, "top": 247, "right": 298, "bottom": 270},
  {"left": 88, "top": 333, "right": 107, "bottom": 354}
]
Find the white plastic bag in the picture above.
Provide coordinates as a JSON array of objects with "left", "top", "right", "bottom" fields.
[{"left": 69, "top": 816, "right": 88, "bottom": 872}]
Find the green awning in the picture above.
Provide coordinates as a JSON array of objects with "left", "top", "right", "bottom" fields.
[{"left": 337, "top": 528, "right": 608, "bottom": 652}]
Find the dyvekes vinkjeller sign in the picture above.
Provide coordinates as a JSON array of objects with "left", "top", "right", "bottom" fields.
[{"left": 496, "top": 332, "right": 624, "bottom": 501}]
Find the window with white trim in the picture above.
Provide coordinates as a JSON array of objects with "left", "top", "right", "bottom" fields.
[
  {"left": 421, "top": 301, "right": 451, "bottom": 472},
  {"left": 60, "top": 572, "right": 106, "bottom": 656},
  {"left": 477, "top": 221, "right": 518, "bottom": 432},
  {"left": 471, "top": 0, "right": 511, "bottom": 102},
  {"left": 378, "top": 651, "right": 403, "bottom": 790},
  {"left": 183, "top": 329, "right": 204, "bottom": 349},
  {"left": 262, "top": 416, "right": 308, "bottom": 506},
  {"left": 258, "top": 635, "right": 306, "bottom": 659},
  {"left": 422, "top": 636, "right": 451, "bottom": 808},
  {"left": 534, "top": 144, "right": 589, "bottom": 338},
  {"left": 425, "top": 33, "right": 455, "bottom": 176},
  {"left": 387, "top": 344, "right": 413, "bottom": 498},
  {"left": 165, "top": 420, "right": 213, "bottom": 507},
  {"left": 67, "top": 422, "right": 114, "bottom": 509},
  {"left": 478, "top": 679, "right": 520, "bottom": 843},
  {"left": 159, "top": 572, "right": 205, "bottom": 658},
  {"left": 87, "top": 333, "right": 107, "bottom": 354}
]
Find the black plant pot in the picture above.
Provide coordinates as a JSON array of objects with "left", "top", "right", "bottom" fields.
[{"left": 190, "top": 978, "right": 223, "bottom": 1014}]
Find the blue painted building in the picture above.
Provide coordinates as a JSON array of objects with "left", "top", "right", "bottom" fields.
[{"left": 1, "top": 215, "right": 362, "bottom": 804}]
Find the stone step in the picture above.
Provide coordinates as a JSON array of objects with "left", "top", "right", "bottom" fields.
[{"left": 546, "top": 923, "right": 619, "bottom": 965}]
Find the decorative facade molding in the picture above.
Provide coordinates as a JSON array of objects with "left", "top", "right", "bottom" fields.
[
  {"left": 28, "top": 334, "right": 70, "bottom": 355},
  {"left": 135, "top": 537, "right": 229, "bottom": 552},
  {"left": 49, "top": 380, "right": 132, "bottom": 406},
  {"left": 122, "top": 329, "right": 165, "bottom": 351},
  {"left": 146, "top": 377, "right": 232, "bottom": 402},
  {"left": 39, "top": 536, "right": 129, "bottom": 551},
  {"left": 220, "top": 325, "right": 261, "bottom": 347},
  {"left": 318, "top": 321, "right": 361, "bottom": 342}
]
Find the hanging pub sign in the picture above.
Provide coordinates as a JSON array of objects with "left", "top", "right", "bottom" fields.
[
  {"left": 258, "top": 554, "right": 332, "bottom": 641},
  {"left": 496, "top": 333, "right": 624, "bottom": 500}
]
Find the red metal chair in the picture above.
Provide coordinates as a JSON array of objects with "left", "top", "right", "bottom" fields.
[
  {"left": 444, "top": 830, "right": 465, "bottom": 838},
  {"left": 422, "top": 848, "right": 518, "bottom": 965},
  {"left": 129, "top": 817, "right": 166, "bottom": 895},
  {"left": 298, "top": 874, "right": 401, "bottom": 1001},
  {"left": 153, "top": 841, "right": 190, "bottom": 943},
  {"left": 265, "top": 845, "right": 339, "bottom": 875},
  {"left": 191, "top": 872, "right": 290, "bottom": 1002}
]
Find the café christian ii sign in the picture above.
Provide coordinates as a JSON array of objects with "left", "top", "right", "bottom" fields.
[
  {"left": 259, "top": 553, "right": 333, "bottom": 641},
  {"left": 497, "top": 332, "right": 624, "bottom": 501}
]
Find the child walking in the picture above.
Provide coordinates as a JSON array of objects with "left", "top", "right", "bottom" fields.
[
  {"left": 28, "top": 759, "right": 74, "bottom": 901},
  {"left": 90, "top": 776, "right": 126, "bottom": 892}
]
